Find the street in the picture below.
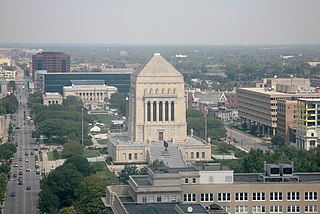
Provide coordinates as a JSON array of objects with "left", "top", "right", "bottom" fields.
[
  {"left": 3, "top": 67, "right": 40, "bottom": 214},
  {"left": 226, "top": 127, "right": 273, "bottom": 152}
]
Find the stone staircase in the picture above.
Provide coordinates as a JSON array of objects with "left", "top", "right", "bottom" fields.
[{"left": 150, "top": 141, "right": 186, "bottom": 168}]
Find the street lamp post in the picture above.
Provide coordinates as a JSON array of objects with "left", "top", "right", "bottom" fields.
[
  {"left": 204, "top": 113, "right": 207, "bottom": 143},
  {"left": 81, "top": 108, "right": 84, "bottom": 147}
]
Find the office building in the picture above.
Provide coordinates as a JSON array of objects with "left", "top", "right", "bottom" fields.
[
  {"left": 296, "top": 98, "right": 320, "bottom": 150},
  {"left": 105, "top": 164, "right": 320, "bottom": 214},
  {"left": 238, "top": 78, "right": 320, "bottom": 137},
  {"left": 277, "top": 100, "right": 297, "bottom": 145},
  {"left": 33, "top": 70, "right": 132, "bottom": 94},
  {"left": 32, "top": 52, "right": 70, "bottom": 76}
]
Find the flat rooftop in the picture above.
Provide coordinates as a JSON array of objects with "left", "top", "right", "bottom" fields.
[
  {"left": 234, "top": 173, "right": 320, "bottom": 183},
  {"left": 238, "top": 87, "right": 292, "bottom": 96}
]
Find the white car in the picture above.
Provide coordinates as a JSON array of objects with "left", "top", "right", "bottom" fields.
[
  {"left": 25, "top": 159, "right": 29, "bottom": 162},
  {"left": 26, "top": 168, "right": 31, "bottom": 172},
  {"left": 14, "top": 163, "right": 18, "bottom": 167}
]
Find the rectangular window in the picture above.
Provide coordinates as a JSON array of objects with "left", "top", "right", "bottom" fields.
[
  {"left": 192, "top": 178, "right": 196, "bottom": 183},
  {"left": 221, "top": 206, "right": 231, "bottom": 214},
  {"left": 153, "top": 102, "right": 157, "bottom": 121},
  {"left": 305, "top": 192, "right": 318, "bottom": 201},
  {"left": 147, "top": 102, "right": 151, "bottom": 121},
  {"left": 304, "top": 205, "right": 318, "bottom": 213},
  {"left": 253, "top": 192, "right": 265, "bottom": 201},
  {"left": 183, "top": 194, "right": 196, "bottom": 202},
  {"left": 235, "top": 206, "right": 248, "bottom": 214},
  {"left": 171, "top": 196, "right": 176, "bottom": 202},
  {"left": 171, "top": 102, "right": 174, "bottom": 121},
  {"left": 218, "top": 193, "right": 231, "bottom": 202},
  {"left": 184, "top": 178, "right": 188, "bottom": 184},
  {"left": 270, "top": 192, "right": 283, "bottom": 201},
  {"left": 142, "top": 196, "right": 147, "bottom": 203},
  {"left": 202, "top": 152, "right": 205, "bottom": 158},
  {"left": 149, "top": 196, "right": 154, "bottom": 202},
  {"left": 252, "top": 206, "right": 266, "bottom": 213},
  {"left": 165, "top": 101, "right": 169, "bottom": 121},
  {"left": 156, "top": 196, "right": 161, "bottom": 202},
  {"left": 200, "top": 193, "right": 214, "bottom": 202},
  {"left": 287, "top": 192, "right": 300, "bottom": 201},
  {"left": 270, "top": 205, "right": 283, "bottom": 213},
  {"left": 287, "top": 205, "right": 300, "bottom": 213},
  {"left": 158, "top": 101, "right": 163, "bottom": 121},
  {"left": 235, "top": 192, "right": 248, "bottom": 201},
  {"left": 196, "top": 152, "right": 199, "bottom": 158}
]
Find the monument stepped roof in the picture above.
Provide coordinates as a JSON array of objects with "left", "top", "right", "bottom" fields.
[{"left": 136, "top": 53, "right": 182, "bottom": 77}]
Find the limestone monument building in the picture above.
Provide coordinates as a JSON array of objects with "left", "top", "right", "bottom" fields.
[{"left": 108, "top": 53, "right": 211, "bottom": 167}]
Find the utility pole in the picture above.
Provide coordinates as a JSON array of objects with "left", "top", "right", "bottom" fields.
[{"left": 81, "top": 108, "right": 84, "bottom": 147}]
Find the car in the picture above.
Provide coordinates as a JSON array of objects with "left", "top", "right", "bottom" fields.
[
  {"left": 26, "top": 168, "right": 31, "bottom": 172},
  {"left": 19, "top": 171, "right": 23, "bottom": 175},
  {"left": 14, "top": 163, "right": 18, "bottom": 167},
  {"left": 19, "top": 158, "right": 23, "bottom": 161},
  {"left": 25, "top": 152, "right": 28, "bottom": 156},
  {"left": 25, "top": 159, "right": 29, "bottom": 162},
  {"left": 25, "top": 131, "right": 27, "bottom": 134},
  {"left": 18, "top": 182, "right": 23, "bottom": 185},
  {"left": 26, "top": 186, "right": 31, "bottom": 190},
  {"left": 15, "top": 127, "right": 21, "bottom": 129},
  {"left": 19, "top": 145, "right": 23, "bottom": 148},
  {"left": 31, "top": 151, "right": 34, "bottom": 155},
  {"left": 10, "top": 192, "right": 16, "bottom": 197},
  {"left": 19, "top": 166, "right": 23, "bottom": 170},
  {"left": 13, "top": 173, "right": 17, "bottom": 178}
]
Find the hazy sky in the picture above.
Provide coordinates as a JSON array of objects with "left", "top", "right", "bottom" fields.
[{"left": 1, "top": 0, "right": 320, "bottom": 45}]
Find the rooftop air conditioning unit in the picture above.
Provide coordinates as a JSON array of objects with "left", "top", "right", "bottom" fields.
[
  {"left": 266, "top": 164, "right": 280, "bottom": 177},
  {"left": 280, "top": 164, "right": 293, "bottom": 176}
]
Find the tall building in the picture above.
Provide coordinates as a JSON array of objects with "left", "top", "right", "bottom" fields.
[
  {"left": 277, "top": 100, "right": 297, "bottom": 145},
  {"left": 107, "top": 53, "right": 211, "bottom": 166},
  {"left": 33, "top": 70, "right": 132, "bottom": 94},
  {"left": 296, "top": 98, "right": 320, "bottom": 150},
  {"left": 105, "top": 164, "right": 320, "bottom": 214},
  {"left": 32, "top": 52, "right": 70, "bottom": 76},
  {"left": 238, "top": 78, "right": 320, "bottom": 138}
]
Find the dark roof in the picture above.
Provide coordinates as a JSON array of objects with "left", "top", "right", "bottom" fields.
[
  {"left": 120, "top": 196, "right": 134, "bottom": 203},
  {"left": 176, "top": 204, "right": 208, "bottom": 213},
  {"left": 131, "top": 176, "right": 151, "bottom": 186},
  {"left": 152, "top": 165, "right": 230, "bottom": 174},
  {"left": 124, "top": 203, "right": 177, "bottom": 214},
  {"left": 70, "top": 79, "right": 105, "bottom": 86}
]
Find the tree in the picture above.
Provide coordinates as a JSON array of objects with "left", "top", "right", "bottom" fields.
[
  {"left": 45, "top": 165, "right": 83, "bottom": 208},
  {"left": 271, "top": 135, "right": 284, "bottom": 147},
  {"left": 118, "top": 165, "right": 138, "bottom": 184},
  {"left": 109, "top": 92, "right": 127, "bottom": 115},
  {"left": 61, "top": 140, "right": 84, "bottom": 158},
  {"left": 74, "top": 176, "right": 106, "bottom": 214},
  {"left": 64, "top": 155, "right": 93, "bottom": 177},
  {"left": 38, "top": 188, "right": 59, "bottom": 214},
  {"left": 140, "top": 159, "right": 166, "bottom": 175},
  {"left": 59, "top": 206, "right": 77, "bottom": 214},
  {"left": 0, "top": 164, "right": 11, "bottom": 174}
]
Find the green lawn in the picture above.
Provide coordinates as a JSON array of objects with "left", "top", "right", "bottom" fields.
[
  {"left": 91, "top": 161, "right": 116, "bottom": 181},
  {"left": 83, "top": 149, "right": 100, "bottom": 158},
  {"left": 47, "top": 151, "right": 61, "bottom": 161},
  {"left": 93, "top": 114, "right": 115, "bottom": 125},
  {"left": 96, "top": 139, "right": 108, "bottom": 145}
]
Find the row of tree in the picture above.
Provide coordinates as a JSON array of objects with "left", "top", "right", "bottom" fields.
[
  {"left": 39, "top": 155, "right": 107, "bottom": 214},
  {"left": 28, "top": 93, "right": 92, "bottom": 145},
  {"left": 0, "top": 94, "right": 18, "bottom": 115},
  {"left": 221, "top": 145, "right": 320, "bottom": 173}
]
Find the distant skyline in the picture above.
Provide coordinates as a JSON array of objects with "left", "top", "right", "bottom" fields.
[{"left": 1, "top": 0, "right": 320, "bottom": 45}]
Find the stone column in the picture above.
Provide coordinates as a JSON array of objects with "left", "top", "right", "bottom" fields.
[
  {"left": 145, "top": 102, "right": 148, "bottom": 123},
  {"left": 150, "top": 101, "right": 154, "bottom": 122},
  {"left": 156, "top": 101, "right": 159, "bottom": 122}
]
